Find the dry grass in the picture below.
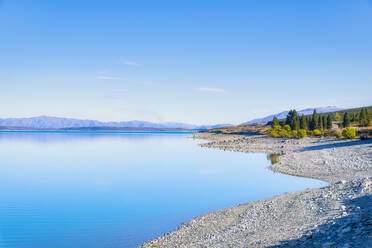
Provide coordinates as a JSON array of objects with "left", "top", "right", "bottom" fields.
[{"left": 208, "top": 122, "right": 269, "bottom": 134}]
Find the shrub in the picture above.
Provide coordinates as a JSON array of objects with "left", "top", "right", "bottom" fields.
[
  {"left": 291, "top": 130, "right": 298, "bottom": 138},
  {"left": 272, "top": 125, "right": 282, "bottom": 131},
  {"left": 267, "top": 125, "right": 305, "bottom": 139},
  {"left": 268, "top": 129, "right": 280, "bottom": 137},
  {"left": 311, "top": 129, "right": 322, "bottom": 137},
  {"left": 342, "top": 128, "right": 356, "bottom": 139},
  {"left": 279, "top": 129, "right": 291, "bottom": 138},
  {"left": 267, "top": 154, "right": 279, "bottom": 164},
  {"left": 283, "top": 125, "right": 291, "bottom": 132},
  {"left": 267, "top": 125, "right": 282, "bottom": 137},
  {"left": 335, "top": 131, "right": 342, "bottom": 138},
  {"left": 297, "top": 129, "right": 307, "bottom": 139}
]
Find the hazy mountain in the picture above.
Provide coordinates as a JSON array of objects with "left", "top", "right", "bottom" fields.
[
  {"left": 0, "top": 116, "right": 231, "bottom": 130},
  {"left": 242, "top": 106, "right": 345, "bottom": 125}
]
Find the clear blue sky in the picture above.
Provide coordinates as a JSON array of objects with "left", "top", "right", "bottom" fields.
[{"left": 1, "top": 0, "right": 371, "bottom": 124}]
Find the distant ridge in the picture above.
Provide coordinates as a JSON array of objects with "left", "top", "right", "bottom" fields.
[
  {"left": 242, "top": 106, "right": 345, "bottom": 125},
  {"left": 0, "top": 116, "right": 231, "bottom": 130}
]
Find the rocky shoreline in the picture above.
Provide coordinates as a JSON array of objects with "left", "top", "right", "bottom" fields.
[{"left": 141, "top": 133, "right": 372, "bottom": 247}]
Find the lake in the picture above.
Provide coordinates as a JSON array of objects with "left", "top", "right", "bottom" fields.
[{"left": 0, "top": 132, "right": 326, "bottom": 247}]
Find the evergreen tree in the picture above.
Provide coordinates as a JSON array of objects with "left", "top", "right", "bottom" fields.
[
  {"left": 359, "top": 107, "right": 370, "bottom": 127},
  {"left": 285, "top": 110, "right": 293, "bottom": 126},
  {"left": 272, "top": 116, "right": 279, "bottom": 127},
  {"left": 351, "top": 113, "right": 356, "bottom": 122},
  {"left": 359, "top": 108, "right": 364, "bottom": 125},
  {"left": 319, "top": 116, "right": 323, "bottom": 130},
  {"left": 300, "top": 115, "right": 307, "bottom": 130},
  {"left": 326, "top": 115, "right": 332, "bottom": 129},
  {"left": 285, "top": 110, "right": 299, "bottom": 130},
  {"left": 343, "top": 112, "right": 351, "bottom": 127},
  {"left": 333, "top": 112, "right": 341, "bottom": 122},
  {"left": 366, "top": 108, "right": 371, "bottom": 126},
  {"left": 285, "top": 110, "right": 297, "bottom": 127},
  {"left": 322, "top": 115, "right": 327, "bottom": 130},
  {"left": 310, "top": 110, "right": 318, "bottom": 130},
  {"left": 293, "top": 116, "right": 300, "bottom": 130}
]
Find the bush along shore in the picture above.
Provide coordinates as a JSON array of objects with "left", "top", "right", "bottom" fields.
[{"left": 140, "top": 133, "right": 372, "bottom": 248}]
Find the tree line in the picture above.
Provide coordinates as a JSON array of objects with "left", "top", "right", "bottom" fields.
[
  {"left": 271, "top": 109, "right": 332, "bottom": 131},
  {"left": 271, "top": 107, "right": 370, "bottom": 131}
]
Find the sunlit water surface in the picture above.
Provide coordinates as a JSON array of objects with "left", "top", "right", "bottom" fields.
[{"left": 0, "top": 132, "right": 326, "bottom": 247}]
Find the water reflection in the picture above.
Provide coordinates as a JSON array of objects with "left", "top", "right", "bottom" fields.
[
  {"left": 0, "top": 132, "right": 325, "bottom": 248},
  {"left": 0, "top": 131, "right": 191, "bottom": 143}
]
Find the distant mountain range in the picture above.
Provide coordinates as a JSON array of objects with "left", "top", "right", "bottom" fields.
[
  {"left": 242, "top": 106, "right": 345, "bottom": 125},
  {"left": 0, "top": 107, "right": 346, "bottom": 130},
  {"left": 0, "top": 116, "right": 231, "bottom": 131}
]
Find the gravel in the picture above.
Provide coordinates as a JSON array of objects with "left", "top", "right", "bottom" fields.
[{"left": 140, "top": 134, "right": 372, "bottom": 248}]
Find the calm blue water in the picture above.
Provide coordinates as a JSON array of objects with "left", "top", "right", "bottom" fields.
[{"left": 0, "top": 132, "right": 326, "bottom": 248}]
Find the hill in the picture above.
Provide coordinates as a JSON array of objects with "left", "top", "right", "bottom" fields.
[
  {"left": 207, "top": 105, "right": 371, "bottom": 135},
  {"left": 330, "top": 106, "right": 372, "bottom": 115},
  {"left": 243, "top": 106, "right": 344, "bottom": 125}
]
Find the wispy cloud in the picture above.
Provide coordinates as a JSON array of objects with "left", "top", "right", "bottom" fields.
[
  {"left": 97, "top": 69, "right": 110, "bottom": 74},
  {"left": 112, "top": 89, "right": 128, "bottom": 93},
  {"left": 105, "top": 89, "right": 129, "bottom": 100},
  {"left": 122, "top": 60, "right": 140, "bottom": 66},
  {"left": 96, "top": 76, "right": 126, "bottom": 80},
  {"left": 196, "top": 87, "right": 226, "bottom": 93}
]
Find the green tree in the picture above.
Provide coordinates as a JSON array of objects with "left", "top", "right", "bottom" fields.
[
  {"left": 343, "top": 112, "right": 351, "bottom": 127},
  {"left": 307, "top": 116, "right": 311, "bottom": 130},
  {"left": 300, "top": 115, "right": 307, "bottom": 130},
  {"left": 366, "top": 108, "right": 370, "bottom": 125},
  {"left": 285, "top": 110, "right": 292, "bottom": 126},
  {"left": 310, "top": 110, "right": 318, "bottom": 130},
  {"left": 322, "top": 116, "right": 327, "bottom": 130},
  {"left": 272, "top": 116, "right": 279, "bottom": 127},
  {"left": 359, "top": 107, "right": 370, "bottom": 127},
  {"left": 285, "top": 110, "right": 299, "bottom": 130},
  {"left": 351, "top": 113, "right": 356, "bottom": 122},
  {"left": 342, "top": 128, "right": 356, "bottom": 139},
  {"left": 333, "top": 112, "right": 341, "bottom": 122},
  {"left": 292, "top": 116, "right": 300, "bottom": 130},
  {"left": 318, "top": 115, "right": 323, "bottom": 130},
  {"left": 326, "top": 115, "right": 332, "bottom": 129}
]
